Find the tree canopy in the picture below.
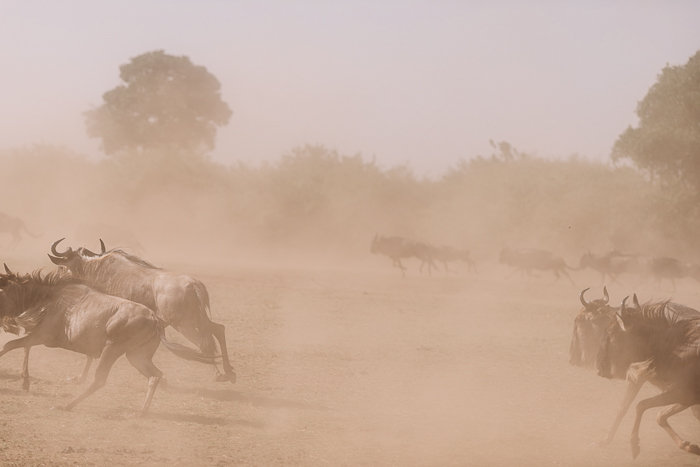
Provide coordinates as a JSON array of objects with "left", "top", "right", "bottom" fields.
[
  {"left": 85, "top": 50, "right": 232, "bottom": 155},
  {"left": 612, "top": 50, "right": 700, "bottom": 189}
]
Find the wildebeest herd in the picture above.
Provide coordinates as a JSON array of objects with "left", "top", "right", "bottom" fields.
[
  {"left": 373, "top": 234, "right": 700, "bottom": 459},
  {"left": 0, "top": 238, "right": 234, "bottom": 417}
]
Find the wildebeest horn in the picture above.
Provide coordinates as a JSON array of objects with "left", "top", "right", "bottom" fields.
[
  {"left": 633, "top": 294, "right": 640, "bottom": 308},
  {"left": 617, "top": 296, "right": 629, "bottom": 331},
  {"left": 3, "top": 263, "right": 11, "bottom": 274},
  {"left": 579, "top": 288, "right": 592, "bottom": 308},
  {"left": 51, "top": 238, "right": 72, "bottom": 257},
  {"left": 100, "top": 239, "right": 106, "bottom": 255},
  {"left": 602, "top": 286, "right": 609, "bottom": 305}
]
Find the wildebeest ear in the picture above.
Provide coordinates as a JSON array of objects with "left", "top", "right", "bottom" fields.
[
  {"left": 48, "top": 254, "right": 64, "bottom": 265},
  {"left": 633, "top": 294, "right": 640, "bottom": 308}
]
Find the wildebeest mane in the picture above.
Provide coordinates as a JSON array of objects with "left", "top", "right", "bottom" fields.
[
  {"left": 0, "top": 267, "right": 83, "bottom": 334},
  {"left": 106, "top": 248, "right": 160, "bottom": 269}
]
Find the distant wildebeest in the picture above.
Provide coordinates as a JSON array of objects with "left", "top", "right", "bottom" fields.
[
  {"left": 0, "top": 266, "right": 213, "bottom": 416},
  {"left": 424, "top": 245, "right": 478, "bottom": 275},
  {"left": 578, "top": 250, "right": 643, "bottom": 285},
  {"left": 597, "top": 295, "right": 700, "bottom": 458},
  {"left": 76, "top": 222, "right": 146, "bottom": 255},
  {"left": 370, "top": 235, "right": 437, "bottom": 276},
  {"left": 647, "top": 256, "right": 700, "bottom": 291},
  {"left": 0, "top": 212, "right": 40, "bottom": 248},
  {"left": 499, "top": 247, "right": 575, "bottom": 285},
  {"left": 48, "top": 238, "right": 236, "bottom": 384}
]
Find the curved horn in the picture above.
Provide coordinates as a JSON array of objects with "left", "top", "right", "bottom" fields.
[
  {"left": 579, "top": 288, "right": 592, "bottom": 308},
  {"left": 633, "top": 294, "right": 640, "bottom": 308},
  {"left": 51, "top": 238, "right": 72, "bottom": 257},
  {"left": 617, "top": 296, "right": 629, "bottom": 331},
  {"left": 100, "top": 239, "right": 106, "bottom": 255},
  {"left": 602, "top": 286, "right": 609, "bottom": 305},
  {"left": 3, "top": 263, "right": 11, "bottom": 274}
]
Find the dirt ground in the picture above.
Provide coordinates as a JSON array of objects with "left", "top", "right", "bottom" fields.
[{"left": 2, "top": 254, "right": 700, "bottom": 467}]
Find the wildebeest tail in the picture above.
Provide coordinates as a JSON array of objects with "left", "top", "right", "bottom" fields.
[
  {"left": 157, "top": 324, "right": 220, "bottom": 364},
  {"left": 193, "top": 281, "right": 219, "bottom": 357}
]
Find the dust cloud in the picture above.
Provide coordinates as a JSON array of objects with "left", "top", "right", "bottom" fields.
[{"left": 1, "top": 142, "right": 699, "bottom": 465}]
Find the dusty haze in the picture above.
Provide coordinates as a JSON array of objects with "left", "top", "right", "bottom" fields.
[{"left": 1, "top": 145, "right": 700, "bottom": 465}]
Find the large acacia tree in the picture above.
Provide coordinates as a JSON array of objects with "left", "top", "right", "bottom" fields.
[
  {"left": 85, "top": 50, "right": 232, "bottom": 155},
  {"left": 612, "top": 50, "right": 700, "bottom": 190}
]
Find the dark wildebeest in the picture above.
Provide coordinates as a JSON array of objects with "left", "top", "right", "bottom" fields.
[
  {"left": 370, "top": 235, "right": 436, "bottom": 276},
  {"left": 597, "top": 295, "right": 700, "bottom": 458},
  {"left": 569, "top": 287, "right": 700, "bottom": 446},
  {"left": 0, "top": 212, "right": 40, "bottom": 248},
  {"left": 578, "top": 251, "right": 642, "bottom": 285},
  {"left": 499, "top": 247, "right": 575, "bottom": 285},
  {"left": 48, "top": 239, "right": 236, "bottom": 384},
  {"left": 424, "top": 245, "right": 478, "bottom": 275},
  {"left": 647, "top": 256, "right": 700, "bottom": 291},
  {"left": 0, "top": 267, "right": 213, "bottom": 416}
]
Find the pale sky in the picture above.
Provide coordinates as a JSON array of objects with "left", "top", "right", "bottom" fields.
[{"left": 1, "top": 1, "right": 699, "bottom": 177}]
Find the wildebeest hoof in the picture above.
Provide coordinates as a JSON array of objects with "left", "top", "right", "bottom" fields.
[
  {"left": 681, "top": 441, "right": 700, "bottom": 455},
  {"left": 215, "top": 372, "right": 236, "bottom": 383},
  {"left": 631, "top": 443, "right": 640, "bottom": 459}
]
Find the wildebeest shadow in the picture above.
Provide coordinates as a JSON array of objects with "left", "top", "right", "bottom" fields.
[
  {"left": 144, "top": 411, "right": 265, "bottom": 428},
  {"left": 167, "top": 386, "right": 330, "bottom": 411}
]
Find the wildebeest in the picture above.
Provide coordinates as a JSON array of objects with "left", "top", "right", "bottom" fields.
[
  {"left": 569, "top": 287, "right": 700, "bottom": 446},
  {"left": 424, "top": 245, "right": 478, "bottom": 275},
  {"left": 578, "top": 250, "right": 643, "bottom": 285},
  {"left": 597, "top": 295, "right": 700, "bottom": 458},
  {"left": 0, "top": 212, "right": 40, "bottom": 248},
  {"left": 0, "top": 267, "right": 213, "bottom": 416},
  {"left": 48, "top": 238, "right": 236, "bottom": 383},
  {"left": 647, "top": 256, "right": 700, "bottom": 291},
  {"left": 499, "top": 247, "right": 575, "bottom": 285},
  {"left": 370, "top": 235, "right": 436, "bottom": 276}
]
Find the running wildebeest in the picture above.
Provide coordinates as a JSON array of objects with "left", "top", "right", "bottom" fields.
[
  {"left": 0, "top": 266, "right": 213, "bottom": 416},
  {"left": 48, "top": 238, "right": 236, "bottom": 384},
  {"left": 569, "top": 287, "right": 700, "bottom": 446},
  {"left": 647, "top": 256, "right": 700, "bottom": 291},
  {"left": 499, "top": 247, "right": 575, "bottom": 285},
  {"left": 0, "top": 212, "right": 40, "bottom": 248},
  {"left": 370, "top": 234, "right": 436, "bottom": 276},
  {"left": 424, "top": 245, "right": 478, "bottom": 275},
  {"left": 578, "top": 250, "right": 642, "bottom": 285},
  {"left": 597, "top": 295, "right": 700, "bottom": 458}
]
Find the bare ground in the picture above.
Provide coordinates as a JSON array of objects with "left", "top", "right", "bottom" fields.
[{"left": 2, "top": 258, "right": 700, "bottom": 466}]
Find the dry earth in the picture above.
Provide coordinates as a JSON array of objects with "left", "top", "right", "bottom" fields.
[{"left": 2, "top": 255, "right": 700, "bottom": 466}]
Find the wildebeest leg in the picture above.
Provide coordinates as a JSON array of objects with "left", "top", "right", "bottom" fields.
[
  {"left": 655, "top": 403, "right": 700, "bottom": 455},
  {"left": 64, "top": 344, "right": 124, "bottom": 412},
  {"left": 125, "top": 337, "right": 163, "bottom": 416},
  {"left": 393, "top": 259, "right": 407, "bottom": 277},
  {"left": 177, "top": 325, "right": 232, "bottom": 383},
  {"left": 691, "top": 405, "right": 700, "bottom": 422},
  {"left": 630, "top": 389, "right": 693, "bottom": 459},
  {"left": 561, "top": 268, "right": 575, "bottom": 286},
  {"left": 0, "top": 336, "right": 37, "bottom": 390},
  {"left": 209, "top": 321, "right": 236, "bottom": 383},
  {"left": 21, "top": 347, "right": 31, "bottom": 391},
  {"left": 77, "top": 356, "right": 93, "bottom": 383},
  {"left": 597, "top": 380, "right": 644, "bottom": 446}
]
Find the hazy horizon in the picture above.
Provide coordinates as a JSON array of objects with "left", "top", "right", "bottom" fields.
[{"left": 1, "top": 1, "right": 699, "bottom": 176}]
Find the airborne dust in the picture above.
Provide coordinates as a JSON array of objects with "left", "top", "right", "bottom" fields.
[{"left": 0, "top": 144, "right": 699, "bottom": 465}]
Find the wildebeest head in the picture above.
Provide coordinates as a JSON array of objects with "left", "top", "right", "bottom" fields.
[
  {"left": 596, "top": 295, "right": 646, "bottom": 380},
  {"left": 48, "top": 238, "right": 106, "bottom": 270},
  {"left": 569, "top": 287, "right": 614, "bottom": 367}
]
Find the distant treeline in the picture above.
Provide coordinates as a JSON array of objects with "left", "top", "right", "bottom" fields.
[{"left": 1, "top": 143, "right": 696, "bottom": 261}]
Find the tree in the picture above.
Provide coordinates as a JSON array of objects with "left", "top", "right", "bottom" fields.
[
  {"left": 85, "top": 50, "right": 232, "bottom": 155},
  {"left": 612, "top": 50, "right": 700, "bottom": 190}
]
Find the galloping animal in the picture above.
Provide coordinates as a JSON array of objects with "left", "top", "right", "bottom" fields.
[
  {"left": 0, "top": 267, "right": 213, "bottom": 416},
  {"left": 48, "top": 238, "right": 236, "bottom": 384}
]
